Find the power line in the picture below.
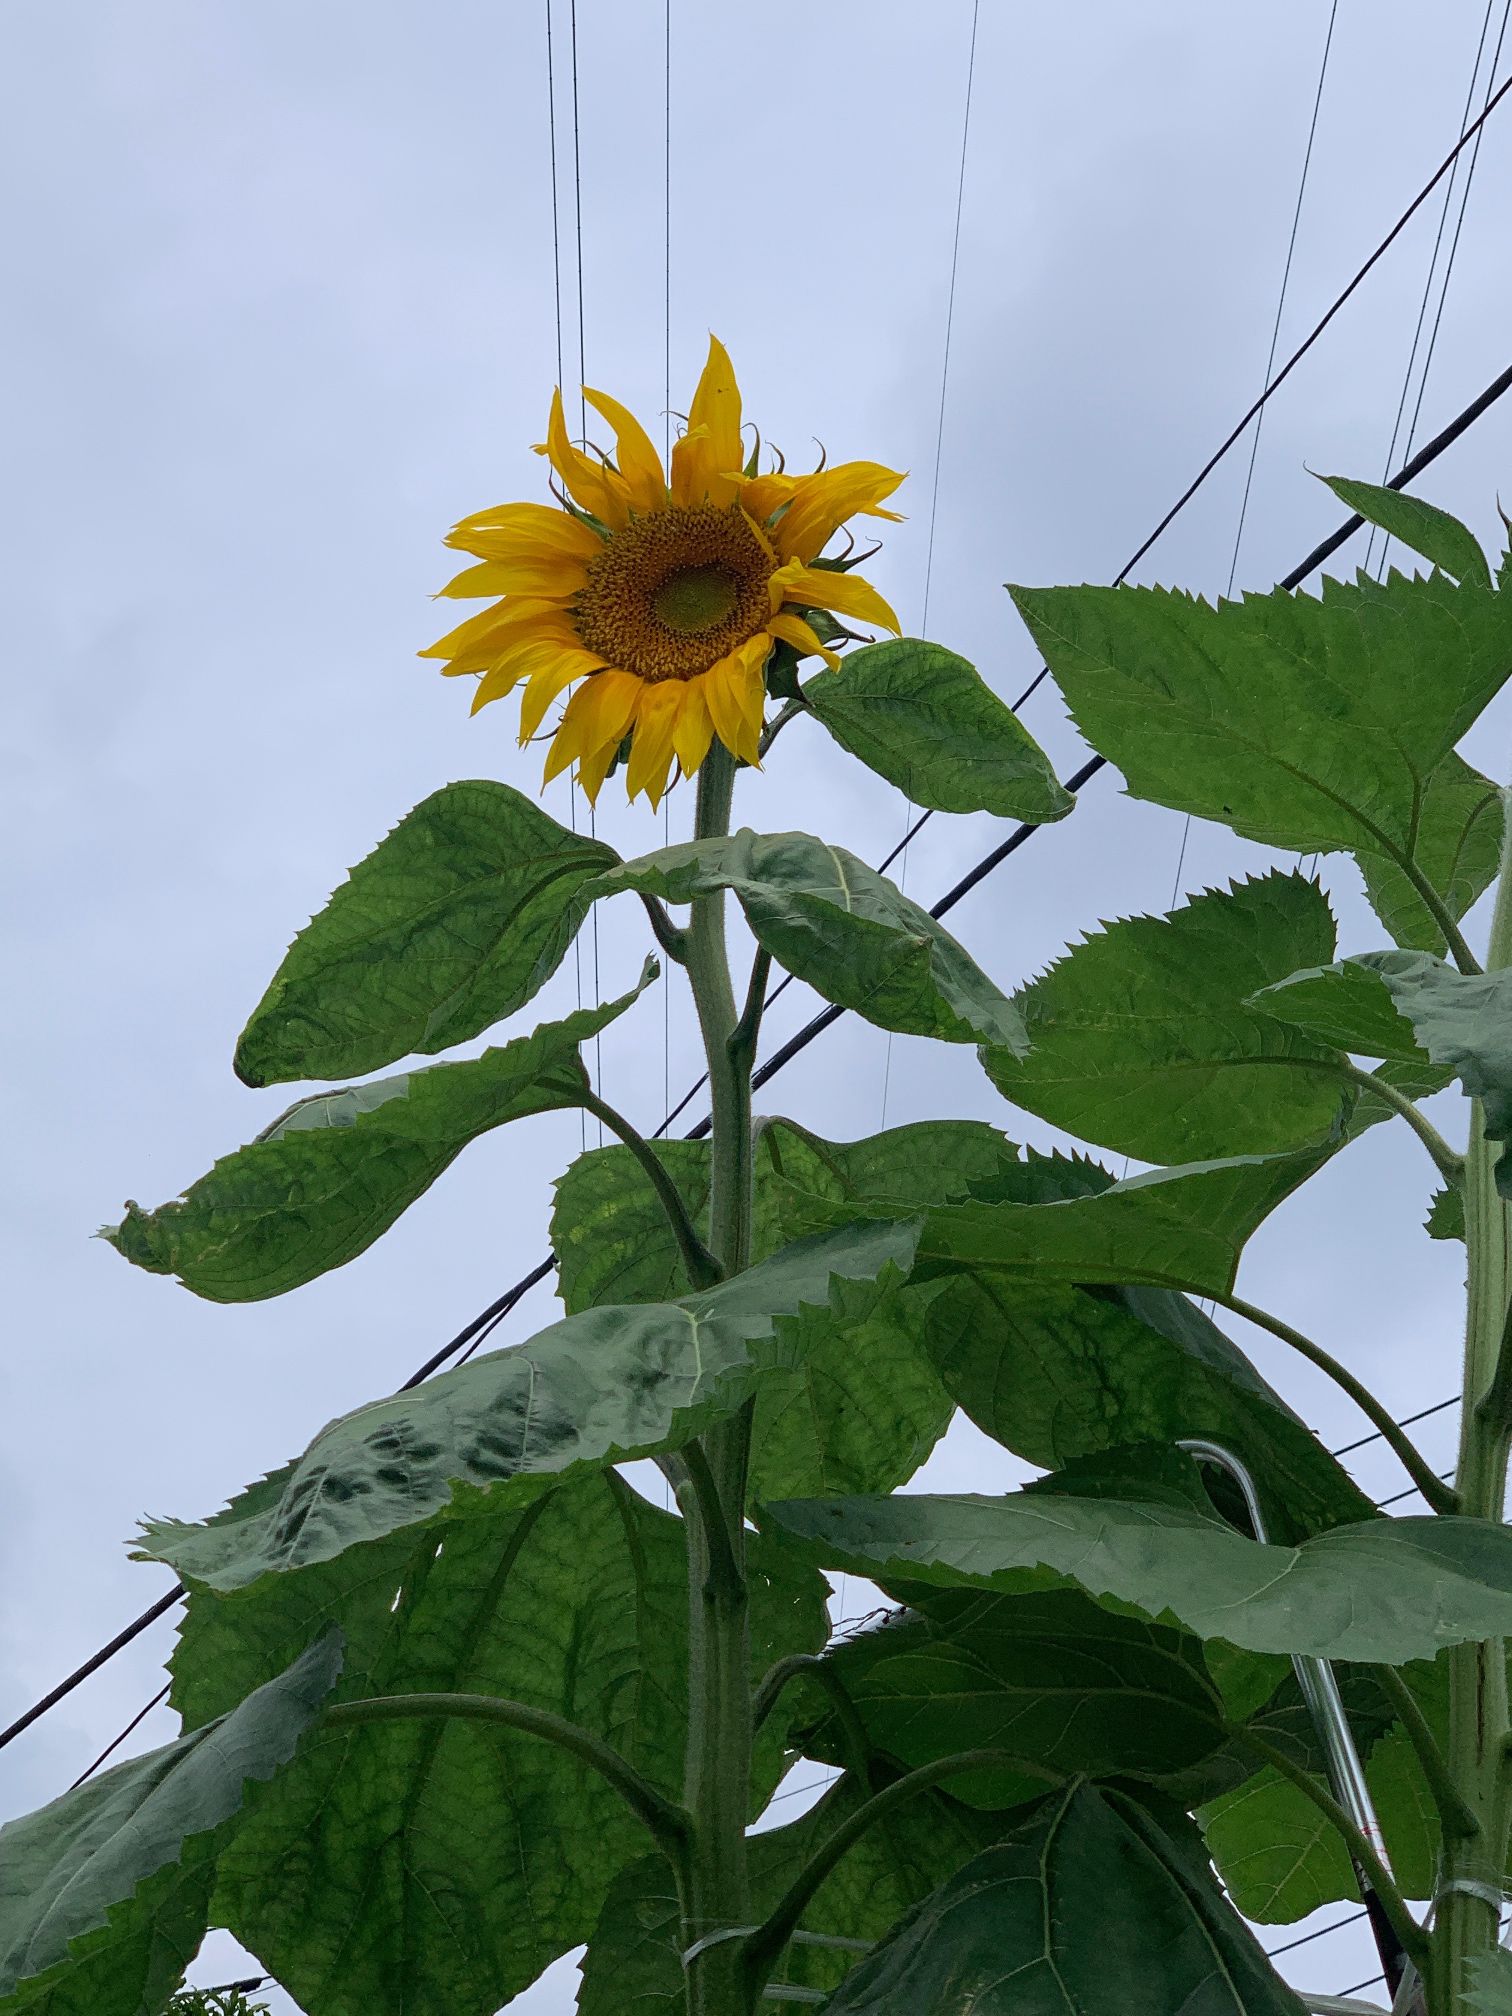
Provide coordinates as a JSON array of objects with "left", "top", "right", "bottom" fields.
[
  {"left": 1369, "top": 0, "right": 1509, "bottom": 575},
  {"left": 1226, "top": 0, "right": 1339, "bottom": 600}
]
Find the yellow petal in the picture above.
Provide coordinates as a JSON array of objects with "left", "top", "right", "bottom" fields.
[
  {"left": 469, "top": 633, "right": 591, "bottom": 716},
  {"left": 672, "top": 675, "right": 717, "bottom": 777},
  {"left": 624, "top": 680, "right": 685, "bottom": 807},
  {"left": 773, "top": 462, "right": 907, "bottom": 563},
  {"left": 436, "top": 560, "right": 517, "bottom": 599},
  {"left": 575, "top": 728, "right": 624, "bottom": 806},
  {"left": 670, "top": 336, "right": 743, "bottom": 508},
  {"left": 583, "top": 386, "right": 667, "bottom": 515},
  {"left": 517, "top": 643, "right": 607, "bottom": 743},
  {"left": 767, "top": 610, "right": 842, "bottom": 671},
  {"left": 539, "top": 389, "right": 632, "bottom": 530},
  {"left": 420, "top": 598, "right": 564, "bottom": 666},
  {"left": 544, "top": 668, "right": 642, "bottom": 786},
  {"left": 731, "top": 471, "right": 799, "bottom": 526},
  {"left": 702, "top": 636, "right": 768, "bottom": 766},
  {"left": 775, "top": 562, "right": 901, "bottom": 635},
  {"left": 446, "top": 499, "right": 601, "bottom": 562}
]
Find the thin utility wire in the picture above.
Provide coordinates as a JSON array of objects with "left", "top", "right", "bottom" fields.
[
  {"left": 1369, "top": 0, "right": 1506, "bottom": 574},
  {"left": 1400, "top": 0, "right": 1512, "bottom": 476},
  {"left": 1226, "top": 0, "right": 1339, "bottom": 600},
  {"left": 1175, "top": 0, "right": 1334, "bottom": 910},
  {"left": 1267, "top": 1909, "right": 1370, "bottom": 1959},
  {"left": 1331, "top": 1394, "right": 1458, "bottom": 1458},
  {"left": 68, "top": 1683, "right": 170, "bottom": 1789},
  {"left": 12, "top": 353, "right": 1512, "bottom": 1780},
  {"left": 882, "top": 0, "right": 979, "bottom": 1131},
  {"left": 546, "top": 0, "right": 589, "bottom": 1151}
]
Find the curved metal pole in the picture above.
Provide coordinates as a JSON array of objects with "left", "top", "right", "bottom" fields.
[{"left": 1178, "top": 1439, "right": 1414, "bottom": 2002}]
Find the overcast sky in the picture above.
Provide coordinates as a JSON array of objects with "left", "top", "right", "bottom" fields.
[{"left": 3, "top": 3, "right": 1511, "bottom": 2009}]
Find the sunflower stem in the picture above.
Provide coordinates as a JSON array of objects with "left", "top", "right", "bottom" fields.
[{"left": 680, "top": 737, "right": 757, "bottom": 2016}]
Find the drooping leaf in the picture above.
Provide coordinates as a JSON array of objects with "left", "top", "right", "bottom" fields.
[
  {"left": 1198, "top": 1765, "right": 1354, "bottom": 1924},
  {"left": 1252, "top": 958, "right": 1436, "bottom": 1062},
  {"left": 800, "top": 638, "right": 1074, "bottom": 821},
  {"left": 169, "top": 1473, "right": 824, "bottom": 2016},
  {"left": 577, "top": 1771, "right": 1016, "bottom": 2014},
  {"left": 104, "top": 967, "right": 657, "bottom": 1303},
  {"left": 745, "top": 1268, "right": 954, "bottom": 1503},
  {"left": 235, "top": 781, "right": 618, "bottom": 1087},
  {"left": 1007, "top": 569, "right": 1512, "bottom": 907},
  {"left": 760, "top": 1491, "right": 1512, "bottom": 1663},
  {"left": 821, "top": 1782, "right": 1306, "bottom": 2016},
  {"left": 1356, "top": 752, "right": 1503, "bottom": 956},
  {"left": 794, "top": 1587, "right": 1228, "bottom": 1811},
  {"left": 926, "top": 1270, "right": 1372, "bottom": 1542},
  {"left": 550, "top": 1120, "right": 1007, "bottom": 1502},
  {"left": 135, "top": 1217, "right": 923, "bottom": 1592},
  {"left": 905, "top": 1144, "right": 1334, "bottom": 1300},
  {"left": 552, "top": 1140, "right": 713, "bottom": 1313},
  {"left": 983, "top": 873, "right": 1352, "bottom": 1164},
  {"left": 592, "top": 830, "right": 1027, "bottom": 1049},
  {"left": 0, "top": 1632, "right": 342, "bottom": 2016},
  {"left": 1319, "top": 474, "right": 1493, "bottom": 590}
]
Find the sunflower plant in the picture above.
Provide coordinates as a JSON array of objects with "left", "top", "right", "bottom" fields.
[{"left": 8, "top": 348, "right": 1512, "bottom": 2016}]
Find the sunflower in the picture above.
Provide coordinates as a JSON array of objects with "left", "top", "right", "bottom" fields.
[{"left": 421, "top": 337, "right": 906, "bottom": 808}]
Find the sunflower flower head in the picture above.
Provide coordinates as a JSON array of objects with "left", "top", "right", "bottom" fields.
[{"left": 421, "top": 337, "right": 906, "bottom": 808}]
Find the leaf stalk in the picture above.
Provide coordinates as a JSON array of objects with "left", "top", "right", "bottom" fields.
[{"left": 581, "top": 1091, "right": 723, "bottom": 1291}]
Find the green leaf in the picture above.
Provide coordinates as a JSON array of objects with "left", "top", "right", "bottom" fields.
[
  {"left": 552, "top": 1140, "right": 712, "bottom": 1313},
  {"left": 0, "top": 1632, "right": 342, "bottom": 2016},
  {"left": 1199, "top": 1765, "right": 1354, "bottom": 1924},
  {"left": 551, "top": 1120, "right": 1010, "bottom": 1502},
  {"left": 800, "top": 638, "right": 1074, "bottom": 821},
  {"left": 1428, "top": 1183, "right": 1466, "bottom": 1241},
  {"left": 1007, "top": 569, "right": 1512, "bottom": 900},
  {"left": 745, "top": 1267, "right": 954, "bottom": 1502},
  {"left": 578, "top": 1773, "right": 1016, "bottom": 2013},
  {"left": 984, "top": 873, "right": 1352, "bottom": 1164},
  {"left": 1356, "top": 752, "right": 1503, "bottom": 956},
  {"left": 821, "top": 1782, "right": 1305, "bottom": 2016},
  {"left": 1251, "top": 958, "right": 1435, "bottom": 1062},
  {"left": 797, "top": 1587, "right": 1227, "bottom": 1811},
  {"left": 134, "top": 1217, "right": 923, "bottom": 1591},
  {"left": 234, "top": 781, "right": 618, "bottom": 1087},
  {"left": 909, "top": 1143, "right": 1334, "bottom": 1299},
  {"left": 593, "top": 830, "right": 1026, "bottom": 1050},
  {"left": 104, "top": 967, "right": 657, "bottom": 1303},
  {"left": 168, "top": 1473, "right": 825, "bottom": 2016},
  {"left": 1319, "top": 474, "right": 1493, "bottom": 589},
  {"left": 927, "top": 1269, "right": 1371, "bottom": 1541},
  {"left": 760, "top": 1491, "right": 1512, "bottom": 1663},
  {"left": 1468, "top": 1947, "right": 1512, "bottom": 2016}
]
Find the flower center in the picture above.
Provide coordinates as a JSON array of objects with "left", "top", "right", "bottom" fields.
[
  {"left": 572, "top": 504, "right": 774, "bottom": 682},
  {"left": 653, "top": 564, "right": 741, "bottom": 633}
]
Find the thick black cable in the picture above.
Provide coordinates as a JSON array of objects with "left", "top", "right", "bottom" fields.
[
  {"left": 68, "top": 1683, "right": 170, "bottom": 1790},
  {"left": 0, "top": 1587, "right": 185, "bottom": 1754}
]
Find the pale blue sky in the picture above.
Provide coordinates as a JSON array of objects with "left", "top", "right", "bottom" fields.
[{"left": 2, "top": 4, "right": 1510, "bottom": 2008}]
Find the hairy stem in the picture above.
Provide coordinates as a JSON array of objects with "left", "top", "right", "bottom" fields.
[
  {"left": 1215, "top": 1294, "right": 1458, "bottom": 1513},
  {"left": 1395, "top": 850, "right": 1483, "bottom": 976},
  {"left": 641, "top": 891, "right": 691, "bottom": 965},
  {"left": 1436, "top": 817, "right": 1512, "bottom": 2016},
  {"left": 681, "top": 1437, "right": 745, "bottom": 1602},
  {"left": 325, "top": 1693, "right": 691, "bottom": 1867},
  {"left": 1371, "top": 1665, "right": 1480, "bottom": 1841},
  {"left": 679, "top": 737, "right": 758, "bottom": 2016},
  {"left": 1236, "top": 1729, "right": 1428, "bottom": 1974},
  {"left": 738, "top": 1751, "right": 1066, "bottom": 2008},
  {"left": 581, "top": 1090, "right": 723, "bottom": 1290},
  {"left": 728, "top": 947, "right": 772, "bottom": 1075},
  {"left": 751, "top": 1653, "right": 873, "bottom": 1778}
]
